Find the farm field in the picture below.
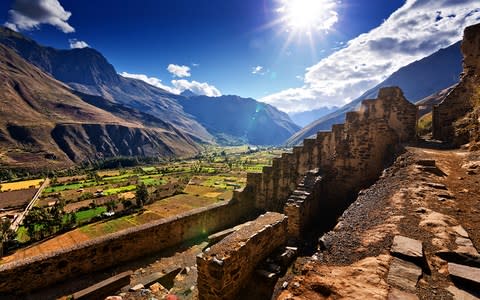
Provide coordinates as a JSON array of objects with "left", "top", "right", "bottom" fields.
[
  {"left": 0, "top": 145, "right": 286, "bottom": 261},
  {"left": 0, "top": 188, "right": 37, "bottom": 209},
  {"left": 0, "top": 179, "right": 43, "bottom": 192}
]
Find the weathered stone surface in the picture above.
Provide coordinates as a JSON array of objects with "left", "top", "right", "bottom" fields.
[
  {"left": 433, "top": 23, "right": 480, "bottom": 146},
  {"left": 426, "top": 182, "right": 448, "bottom": 190},
  {"left": 391, "top": 235, "right": 423, "bottom": 261},
  {"left": 387, "top": 258, "right": 422, "bottom": 292},
  {"left": 388, "top": 288, "right": 419, "bottom": 300},
  {"left": 448, "top": 263, "right": 480, "bottom": 288},
  {"left": 416, "top": 160, "right": 436, "bottom": 167},
  {"left": 197, "top": 212, "right": 287, "bottom": 300},
  {"left": 129, "top": 284, "right": 144, "bottom": 292},
  {"left": 0, "top": 198, "right": 255, "bottom": 294},
  {"left": 71, "top": 270, "right": 132, "bottom": 300},
  {"left": 455, "top": 237, "right": 480, "bottom": 258},
  {"left": 447, "top": 285, "right": 480, "bottom": 300}
]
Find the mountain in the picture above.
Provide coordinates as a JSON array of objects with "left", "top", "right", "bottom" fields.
[
  {"left": 288, "top": 106, "right": 339, "bottom": 127},
  {"left": 0, "top": 27, "right": 299, "bottom": 146},
  {"left": 0, "top": 44, "right": 200, "bottom": 169},
  {"left": 0, "top": 27, "right": 213, "bottom": 144},
  {"left": 178, "top": 96, "right": 300, "bottom": 145},
  {"left": 286, "top": 41, "right": 463, "bottom": 145}
]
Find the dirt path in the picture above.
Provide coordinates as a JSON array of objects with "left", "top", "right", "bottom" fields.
[{"left": 276, "top": 146, "right": 480, "bottom": 299}]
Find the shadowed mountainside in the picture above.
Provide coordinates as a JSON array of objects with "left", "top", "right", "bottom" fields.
[{"left": 0, "top": 44, "right": 200, "bottom": 169}]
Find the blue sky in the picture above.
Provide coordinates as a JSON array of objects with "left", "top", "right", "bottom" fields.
[{"left": 1, "top": 0, "right": 480, "bottom": 112}]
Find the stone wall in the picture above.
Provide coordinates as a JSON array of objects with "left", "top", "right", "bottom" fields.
[
  {"left": 247, "top": 87, "right": 417, "bottom": 213},
  {"left": 196, "top": 212, "right": 287, "bottom": 300},
  {"left": 0, "top": 191, "right": 256, "bottom": 295},
  {"left": 433, "top": 23, "right": 480, "bottom": 147}
]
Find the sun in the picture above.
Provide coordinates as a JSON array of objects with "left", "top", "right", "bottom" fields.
[{"left": 277, "top": 0, "right": 338, "bottom": 33}]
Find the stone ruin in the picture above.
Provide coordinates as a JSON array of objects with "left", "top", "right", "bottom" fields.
[
  {"left": 0, "top": 86, "right": 418, "bottom": 299},
  {"left": 196, "top": 86, "right": 418, "bottom": 299},
  {"left": 433, "top": 23, "right": 480, "bottom": 148}
]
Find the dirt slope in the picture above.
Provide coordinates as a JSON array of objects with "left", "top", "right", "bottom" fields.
[{"left": 276, "top": 146, "right": 480, "bottom": 299}]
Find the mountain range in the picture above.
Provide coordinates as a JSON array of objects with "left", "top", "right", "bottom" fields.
[
  {"left": 0, "top": 27, "right": 299, "bottom": 168},
  {"left": 286, "top": 41, "right": 463, "bottom": 145}
]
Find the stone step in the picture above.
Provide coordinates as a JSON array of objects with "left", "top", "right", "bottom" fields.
[
  {"left": 391, "top": 236, "right": 423, "bottom": 263},
  {"left": 448, "top": 263, "right": 480, "bottom": 289},
  {"left": 72, "top": 270, "right": 132, "bottom": 300},
  {"left": 387, "top": 258, "right": 422, "bottom": 292}
]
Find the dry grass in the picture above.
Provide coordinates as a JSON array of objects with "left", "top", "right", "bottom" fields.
[{"left": 0, "top": 179, "right": 43, "bottom": 191}]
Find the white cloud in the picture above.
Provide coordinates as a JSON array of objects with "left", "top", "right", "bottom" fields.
[
  {"left": 252, "top": 66, "right": 266, "bottom": 75},
  {"left": 69, "top": 39, "right": 89, "bottom": 49},
  {"left": 167, "top": 64, "right": 191, "bottom": 78},
  {"left": 172, "top": 79, "right": 222, "bottom": 97},
  {"left": 120, "top": 72, "right": 222, "bottom": 97},
  {"left": 119, "top": 72, "right": 178, "bottom": 94},
  {"left": 4, "top": 0, "right": 75, "bottom": 33},
  {"left": 262, "top": 0, "right": 480, "bottom": 113}
]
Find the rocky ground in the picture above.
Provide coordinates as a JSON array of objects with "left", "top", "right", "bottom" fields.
[{"left": 275, "top": 145, "right": 480, "bottom": 299}]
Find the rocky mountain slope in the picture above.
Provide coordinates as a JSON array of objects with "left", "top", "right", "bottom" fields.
[
  {"left": 0, "top": 27, "right": 299, "bottom": 146},
  {"left": 0, "top": 44, "right": 200, "bottom": 169},
  {"left": 179, "top": 95, "right": 300, "bottom": 145},
  {"left": 0, "top": 27, "right": 212, "bottom": 144},
  {"left": 287, "top": 42, "right": 463, "bottom": 145}
]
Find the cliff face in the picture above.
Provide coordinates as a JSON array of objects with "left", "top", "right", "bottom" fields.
[{"left": 433, "top": 23, "right": 480, "bottom": 148}]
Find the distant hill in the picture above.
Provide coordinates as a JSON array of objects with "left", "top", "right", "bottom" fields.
[
  {"left": 0, "top": 44, "right": 200, "bottom": 169},
  {"left": 286, "top": 41, "right": 463, "bottom": 145},
  {"left": 179, "top": 95, "right": 300, "bottom": 145},
  {"left": 288, "top": 106, "right": 339, "bottom": 127}
]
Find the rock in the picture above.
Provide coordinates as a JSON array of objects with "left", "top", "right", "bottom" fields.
[
  {"left": 149, "top": 282, "right": 168, "bottom": 293},
  {"left": 282, "top": 281, "right": 289, "bottom": 289},
  {"left": 105, "top": 297, "right": 122, "bottom": 300},
  {"left": 129, "top": 283, "right": 144, "bottom": 292},
  {"left": 455, "top": 237, "right": 480, "bottom": 258},
  {"left": 416, "top": 160, "right": 436, "bottom": 167},
  {"left": 446, "top": 285, "right": 479, "bottom": 300},
  {"left": 388, "top": 288, "right": 419, "bottom": 300},
  {"left": 448, "top": 263, "right": 480, "bottom": 288},
  {"left": 387, "top": 258, "right": 422, "bottom": 292},
  {"left": 391, "top": 236, "right": 423, "bottom": 261},
  {"left": 426, "top": 182, "right": 447, "bottom": 190},
  {"left": 453, "top": 225, "right": 470, "bottom": 238}
]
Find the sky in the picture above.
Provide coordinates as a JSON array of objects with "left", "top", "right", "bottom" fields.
[{"left": 1, "top": 0, "right": 479, "bottom": 113}]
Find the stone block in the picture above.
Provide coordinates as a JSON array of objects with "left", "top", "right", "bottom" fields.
[
  {"left": 72, "top": 270, "right": 132, "bottom": 300},
  {"left": 448, "top": 263, "right": 480, "bottom": 289},
  {"left": 387, "top": 258, "right": 422, "bottom": 292},
  {"left": 391, "top": 235, "right": 423, "bottom": 263}
]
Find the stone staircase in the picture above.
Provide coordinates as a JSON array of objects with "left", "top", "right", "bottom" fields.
[{"left": 284, "top": 169, "right": 322, "bottom": 241}]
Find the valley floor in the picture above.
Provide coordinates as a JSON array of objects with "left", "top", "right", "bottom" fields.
[{"left": 275, "top": 146, "right": 480, "bottom": 299}]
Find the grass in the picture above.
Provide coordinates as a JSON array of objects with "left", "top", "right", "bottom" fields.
[
  {"left": 75, "top": 206, "right": 107, "bottom": 224},
  {"left": 103, "top": 185, "right": 136, "bottom": 196},
  {"left": 44, "top": 180, "right": 97, "bottom": 193},
  {"left": 141, "top": 167, "right": 157, "bottom": 172},
  {"left": 16, "top": 226, "right": 29, "bottom": 243},
  {"left": 0, "top": 179, "right": 43, "bottom": 192},
  {"left": 418, "top": 112, "right": 433, "bottom": 136},
  {"left": 141, "top": 177, "right": 166, "bottom": 186}
]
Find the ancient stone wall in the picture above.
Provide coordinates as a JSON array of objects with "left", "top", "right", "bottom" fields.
[
  {"left": 433, "top": 23, "right": 480, "bottom": 147},
  {"left": 247, "top": 87, "right": 417, "bottom": 213},
  {"left": 0, "top": 192, "right": 256, "bottom": 295},
  {"left": 196, "top": 212, "right": 287, "bottom": 300}
]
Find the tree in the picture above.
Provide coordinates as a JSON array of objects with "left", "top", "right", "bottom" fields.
[
  {"left": 106, "top": 200, "right": 117, "bottom": 212},
  {"left": 135, "top": 183, "right": 149, "bottom": 207}
]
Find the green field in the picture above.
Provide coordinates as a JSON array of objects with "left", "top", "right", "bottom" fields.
[
  {"left": 103, "top": 185, "right": 137, "bottom": 196},
  {"left": 75, "top": 206, "right": 107, "bottom": 223}
]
